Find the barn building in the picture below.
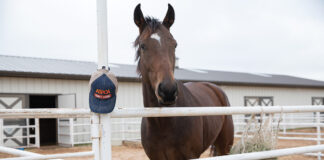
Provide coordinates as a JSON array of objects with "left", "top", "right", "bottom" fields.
[{"left": 0, "top": 54, "right": 324, "bottom": 147}]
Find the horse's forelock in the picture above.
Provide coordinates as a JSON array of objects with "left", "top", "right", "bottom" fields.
[{"left": 134, "top": 17, "right": 162, "bottom": 47}]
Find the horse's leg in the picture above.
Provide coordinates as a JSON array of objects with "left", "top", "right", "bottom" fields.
[{"left": 212, "top": 115, "right": 234, "bottom": 156}]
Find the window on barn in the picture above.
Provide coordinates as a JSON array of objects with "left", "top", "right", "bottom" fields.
[
  {"left": 312, "top": 97, "right": 324, "bottom": 105},
  {"left": 312, "top": 97, "right": 324, "bottom": 118},
  {"left": 244, "top": 96, "right": 273, "bottom": 106},
  {"left": 244, "top": 96, "right": 274, "bottom": 121}
]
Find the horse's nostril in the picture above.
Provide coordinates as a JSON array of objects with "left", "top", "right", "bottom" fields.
[
  {"left": 172, "top": 83, "right": 178, "bottom": 97},
  {"left": 158, "top": 84, "right": 165, "bottom": 98},
  {"left": 170, "top": 84, "right": 178, "bottom": 97},
  {"left": 173, "top": 88, "right": 178, "bottom": 97}
]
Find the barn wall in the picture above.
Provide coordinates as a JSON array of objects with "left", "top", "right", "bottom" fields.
[
  {"left": 0, "top": 77, "right": 144, "bottom": 109},
  {"left": 1, "top": 76, "right": 324, "bottom": 146},
  {"left": 0, "top": 77, "right": 144, "bottom": 145},
  {"left": 0, "top": 77, "right": 89, "bottom": 109},
  {"left": 0, "top": 94, "right": 26, "bottom": 147},
  {"left": 220, "top": 85, "right": 324, "bottom": 106},
  {"left": 220, "top": 85, "right": 324, "bottom": 132},
  {"left": 2, "top": 76, "right": 323, "bottom": 108}
]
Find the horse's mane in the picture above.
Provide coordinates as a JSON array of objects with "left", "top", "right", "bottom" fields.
[{"left": 134, "top": 17, "right": 161, "bottom": 75}]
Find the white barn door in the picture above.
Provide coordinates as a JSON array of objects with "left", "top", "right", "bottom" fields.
[
  {"left": 57, "top": 94, "right": 76, "bottom": 147},
  {"left": 0, "top": 95, "right": 26, "bottom": 148},
  {"left": 58, "top": 94, "right": 76, "bottom": 109}
]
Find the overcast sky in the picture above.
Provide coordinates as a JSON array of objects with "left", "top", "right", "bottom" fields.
[{"left": 1, "top": 0, "right": 324, "bottom": 81}]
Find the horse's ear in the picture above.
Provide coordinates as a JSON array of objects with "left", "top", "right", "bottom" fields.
[
  {"left": 162, "top": 4, "right": 175, "bottom": 30},
  {"left": 134, "top": 4, "right": 146, "bottom": 33}
]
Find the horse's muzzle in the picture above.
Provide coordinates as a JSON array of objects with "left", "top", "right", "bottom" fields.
[{"left": 157, "top": 82, "right": 178, "bottom": 105}]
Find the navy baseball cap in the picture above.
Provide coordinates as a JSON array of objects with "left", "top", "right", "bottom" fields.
[{"left": 89, "top": 69, "right": 118, "bottom": 113}]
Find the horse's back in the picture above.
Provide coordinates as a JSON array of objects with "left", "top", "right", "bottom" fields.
[{"left": 184, "top": 82, "right": 229, "bottom": 107}]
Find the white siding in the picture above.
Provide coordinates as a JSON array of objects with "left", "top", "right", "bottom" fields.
[
  {"left": 2, "top": 77, "right": 323, "bottom": 109},
  {"left": 0, "top": 77, "right": 144, "bottom": 109},
  {"left": 1, "top": 76, "right": 324, "bottom": 146},
  {"left": 0, "top": 77, "right": 88, "bottom": 109},
  {"left": 220, "top": 85, "right": 324, "bottom": 106},
  {"left": 112, "top": 82, "right": 143, "bottom": 144},
  {"left": 0, "top": 77, "right": 144, "bottom": 145},
  {"left": 220, "top": 85, "right": 324, "bottom": 132}
]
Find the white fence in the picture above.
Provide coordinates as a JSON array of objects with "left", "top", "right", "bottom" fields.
[
  {"left": 57, "top": 118, "right": 91, "bottom": 147},
  {"left": 0, "top": 105, "right": 324, "bottom": 160},
  {"left": 0, "top": 117, "right": 91, "bottom": 148},
  {"left": 3, "top": 113, "right": 323, "bottom": 147},
  {"left": 0, "top": 118, "right": 39, "bottom": 148},
  {"left": 110, "top": 113, "right": 324, "bottom": 143}
]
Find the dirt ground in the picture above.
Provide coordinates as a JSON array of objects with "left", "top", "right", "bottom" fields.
[{"left": 0, "top": 128, "right": 321, "bottom": 160}]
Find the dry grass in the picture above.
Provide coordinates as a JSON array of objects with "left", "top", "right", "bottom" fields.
[{"left": 230, "top": 114, "right": 279, "bottom": 160}]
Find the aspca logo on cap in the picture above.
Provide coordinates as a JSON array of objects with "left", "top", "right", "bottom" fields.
[
  {"left": 89, "top": 69, "right": 118, "bottom": 114},
  {"left": 94, "top": 89, "right": 112, "bottom": 99}
]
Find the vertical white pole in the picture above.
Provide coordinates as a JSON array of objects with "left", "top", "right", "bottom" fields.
[
  {"left": 91, "top": 114, "right": 100, "bottom": 160},
  {"left": 97, "top": 0, "right": 109, "bottom": 69},
  {"left": 283, "top": 113, "right": 286, "bottom": 134},
  {"left": 96, "top": 0, "right": 112, "bottom": 160},
  {"left": 0, "top": 119, "right": 3, "bottom": 146},
  {"left": 317, "top": 112, "right": 321, "bottom": 160},
  {"left": 122, "top": 118, "right": 125, "bottom": 141},
  {"left": 35, "top": 118, "right": 40, "bottom": 148},
  {"left": 100, "top": 115, "right": 112, "bottom": 159},
  {"left": 26, "top": 118, "right": 30, "bottom": 147},
  {"left": 69, "top": 118, "right": 74, "bottom": 147},
  {"left": 57, "top": 119, "right": 61, "bottom": 146}
]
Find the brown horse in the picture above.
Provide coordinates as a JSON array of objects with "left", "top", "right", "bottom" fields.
[{"left": 133, "top": 4, "right": 234, "bottom": 160}]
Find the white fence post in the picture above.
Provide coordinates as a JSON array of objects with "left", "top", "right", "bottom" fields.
[
  {"left": 69, "top": 118, "right": 74, "bottom": 147},
  {"left": 317, "top": 112, "right": 321, "bottom": 160},
  {"left": 35, "top": 118, "right": 40, "bottom": 148},
  {"left": 95, "top": 0, "right": 112, "bottom": 158},
  {"left": 91, "top": 114, "right": 100, "bottom": 160},
  {"left": 0, "top": 119, "right": 3, "bottom": 146},
  {"left": 100, "top": 115, "right": 112, "bottom": 160},
  {"left": 122, "top": 118, "right": 125, "bottom": 141},
  {"left": 91, "top": 114, "right": 112, "bottom": 160},
  {"left": 283, "top": 113, "right": 287, "bottom": 134},
  {"left": 26, "top": 118, "right": 30, "bottom": 147}
]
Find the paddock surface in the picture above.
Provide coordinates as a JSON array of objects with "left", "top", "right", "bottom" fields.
[{"left": 0, "top": 128, "right": 321, "bottom": 160}]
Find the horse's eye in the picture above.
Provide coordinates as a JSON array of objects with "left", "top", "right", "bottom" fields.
[
  {"left": 175, "top": 44, "right": 178, "bottom": 48},
  {"left": 140, "top": 44, "right": 146, "bottom": 50}
]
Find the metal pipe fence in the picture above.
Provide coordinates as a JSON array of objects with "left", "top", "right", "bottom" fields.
[{"left": 0, "top": 105, "right": 324, "bottom": 160}]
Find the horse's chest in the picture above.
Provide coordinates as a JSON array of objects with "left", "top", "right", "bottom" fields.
[
  {"left": 142, "top": 117, "right": 202, "bottom": 142},
  {"left": 143, "top": 131, "right": 195, "bottom": 159},
  {"left": 141, "top": 117, "right": 203, "bottom": 159}
]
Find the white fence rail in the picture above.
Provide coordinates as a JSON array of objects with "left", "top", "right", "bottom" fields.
[
  {"left": 111, "top": 114, "right": 324, "bottom": 142},
  {"left": 1, "top": 105, "right": 324, "bottom": 118},
  {"left": 0, "top": 105, "right": 323, "bottom": 160},
  {"left": 198, "top": 144, "right": 324, "bottom": 160}
]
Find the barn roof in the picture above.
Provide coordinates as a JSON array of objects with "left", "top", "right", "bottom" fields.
[{"left": 1, "top": 54, "right": 324, "bottom": 88}]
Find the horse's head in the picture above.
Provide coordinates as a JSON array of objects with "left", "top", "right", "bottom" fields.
[{"left": 134, "top": 4, "right": 178, "bottom": 106}]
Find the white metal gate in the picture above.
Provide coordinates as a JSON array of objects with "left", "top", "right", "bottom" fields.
[{"left": 57, "top": 94, "right": 76, "bottom": 147}]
